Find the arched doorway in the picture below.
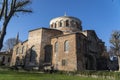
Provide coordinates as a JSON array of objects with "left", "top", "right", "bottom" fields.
[
  {"left": 85, "top": 54, "right": 96, "bottom": 70},
  {"left": 15, "top": 57, "right": 21, "bottom": 66},
  {"left": 44, "top": 45, "right": 52, "bottom": 63},
  {"left": 29, "top": 46, "right": 37, "bottom": 66}
]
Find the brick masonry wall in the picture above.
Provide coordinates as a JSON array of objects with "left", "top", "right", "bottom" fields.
[
  {"left": 10, "top": 28, "right": 107, "bottom": 71},
  {"left": 39, "top": 29, "right": 63, "bottom": 66},
  {"left": 76, "top": 33, "right": 87, "bottom": 71},
  {"left": 28, "top": 28, "right": 63, "bottom": 66},
  {"left": 10, "top": 41, "right": 28, "bottom": 66},
  {"left": 28, "top": 29, "right": 42, "bottom": 64},
  {"left": 51, "top": 34, "right": 77, "bottom": 71}
]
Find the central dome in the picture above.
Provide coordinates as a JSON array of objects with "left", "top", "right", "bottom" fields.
[{"left": 50, "top": 16, "right": 82, "bottom": 33}]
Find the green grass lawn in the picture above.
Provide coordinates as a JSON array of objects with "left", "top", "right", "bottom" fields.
[{"left": 0, "top": 70, "right": 112, "bottom": 80}]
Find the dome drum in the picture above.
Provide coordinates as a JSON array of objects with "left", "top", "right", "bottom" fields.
[{"left": 50, "top": 16, "right": 82, "bottom": 33}]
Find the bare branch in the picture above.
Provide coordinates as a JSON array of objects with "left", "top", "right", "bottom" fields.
[
  {"left": 10, "top": 0, "right": 16, "bottom": 12},
  {"left": 13, "top": 0, "right": 17, "bottom": 8},
  {"left": 4, "top": 0, "right": 8, "bottom": 19},
  {"left": 15, "top": 9, "right": 32, "bottom": 13},
  {"left": 15, "top": 0, "right": 30, "bottom": 9},
  {"left": 10, "top": 0, "right": 14, "bottom": 11},
  {"left": 0, "top": 0, "right": 5, "bottom": 20}
]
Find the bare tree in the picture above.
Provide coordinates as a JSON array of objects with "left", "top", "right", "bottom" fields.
[
  {"left": 108, "top": 47, "right": 115, "bottom": 58},
  {"left": 110, "top": 31, "right": 120, "bottom": 71},
  {"left": 0, "top": 0, "right": 32, "bottom": 50},
  {"left": 2, "top": 37, "right": 20, "bottom": 51}
]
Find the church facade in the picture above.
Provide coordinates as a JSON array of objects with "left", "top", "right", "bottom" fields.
[{"left": 10, "top": 15, "right": 108, "bottom": 71}]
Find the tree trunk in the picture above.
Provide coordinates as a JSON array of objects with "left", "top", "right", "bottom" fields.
[
  {"left": 0, "top": 12, "right": 13, "bottom": 50},
  {"left": 0, "top": 24, "right": 7, "bottom": 50},
  {"left": 118, "top": 56, "right": 120, "bottom": 71}
]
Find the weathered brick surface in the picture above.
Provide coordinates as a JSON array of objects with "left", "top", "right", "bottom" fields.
[
  {"left": 51, "top": 34, "right": 77, "bottom": 71},
  {"left": 38, "top": 28, "right": 63, "bottom": 66},
  {"left": 10, "top": 41, "right": 28, "bottom": 66},
  {"left": 10, "top": 28, "right": 63, "bottom": 67}
]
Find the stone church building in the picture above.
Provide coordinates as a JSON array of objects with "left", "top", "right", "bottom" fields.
[{"left": 10, "top": 15, "right": 108, "bottom": 71}]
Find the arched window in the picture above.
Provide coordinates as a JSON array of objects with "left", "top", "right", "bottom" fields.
[
  {"left": 2, "top": 56, "right": 5, "bottom": 65},
  {"left": 60, "top": 21, "right": 62, "bottom": 27},
  {"left": 71, "top": 20, "right": 74, "bottom": 26},
  {"left": 64, "top": 41, "right": 69, "bottom": 52},
  {"left": 66, "top": 20, "right": 69, "bottom": 26},
  {"left": 55, "top": 42, "right": 58, "bottom": 53},
  {"left": 76, "top": 22, "right": 79, "bottom": 28},
  {"left": 54, "top": 23, "right": 56, "bottom": 28},
  {"left": 32, "top": 46, "right": 36, "bottom": 51},
  {"left": 8, "top": 57, "right": 11, "bottom": 62},
  {"left": 30, "top": 46, "right": 37, "bottom": 62},
  {"left": 16, "top": 47, "right": 19, "bottom": 54},
  {"left": 51, "top": 24, "right": 53, "bottom": 28},
  {"left": 22, "top": 46, "right": 24, "bottom": 54}
]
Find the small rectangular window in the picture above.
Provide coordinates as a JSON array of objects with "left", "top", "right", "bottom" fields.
[{"left": 62, "top": 59, "right": 67, "bottom": 66}]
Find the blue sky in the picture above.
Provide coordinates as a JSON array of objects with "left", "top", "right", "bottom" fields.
[{"left": 3, "top": 0, "right": 120, "bottom": 48}]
